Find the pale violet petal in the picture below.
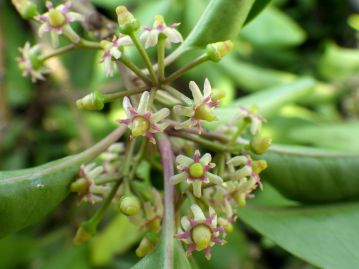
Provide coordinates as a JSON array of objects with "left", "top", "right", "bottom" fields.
[
  {"left": 163, "top": 28, "right": 183, "bottom": 43},
  {"left": 170, "top": 172, "right": 187, "bottom": 184},
  {"left": 250, "top": 118, "right": 262, "bottom": 135},
  {"left": 137, "top": 91, "right": 150, "bottom": 114},
  {"left": 119, "top": 36, "right": 133, "bottom": 46},
  {"left": 146, "top": 30, "right": 159, "bottom": 48},
  {"left": 207, "top": 172, "right": 223, "bottom": 185},
  {"left": 203, "top": 78, "right": 212, "bottom": 98},
  {"left": 173, "top": 105, "right": 194, "bottom": 117},
  {"left": 122, "top": 96, "right": 132, "bottom": 118},
  {"left": 189, "top": 81, "right": 203, "bottom": 104},
  {"left": 67, "top": 11, "right": 84, "bottom": 22},
  {"left": 200, "top": 153, "right": 212, "bottom": 165},
  {"left": 181, "top": 216, "right": 191, "bottom": 231},
  {"left": 110, "top": 47, "right": 122, "bottom": 59},
  {"left": 192, "top": 181, "right": 202, "bottom": 198},
  {"left": 176, "top": 155, "right": 194, "bottom": 166},
  {"left": 209, "top": 207, "right": 217, "bottom": 226},
  {"left": 151, "top": 108, "right": 170, "bottom": 122},
  {"left": 191, "top": 204, "right": 206, "bottom": 221}
]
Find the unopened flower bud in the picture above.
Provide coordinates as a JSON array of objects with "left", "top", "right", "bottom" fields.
[
  {"left": 70, "top": 178, "right": 88, "bottom": 193},
  {"left": 233, "top": 193, "right": 246, "bottom": 207},
  {"left": 73, "top": 222, "right": 96, "bottom": 245},
  {"left": 218, "top": 218, "right": 233, "bottom": 233},
  {"left": 250, "top": 135, "right": 272, "bottom": 154},
  {"left": 119, "top": 195, "right": 141, "bottom": 216},
  {"left": 116, "top": 6, "right": 140, "bottom": 34},
  {"left": 194, "top": 104, "right": 217, "bottom": 122},
  {"left": 136, "top": 237, "right": 156, "bottom": 257},
  {"left": 12, "top": 0, "right": 38, "bottom": 19},
  {"left": 212, "top": 89, "right": 225, "bottom": 102},
  {"left": 206, "top": 40, "right": 233, "bottom": 62},
  {"left": 192, "top": 224, "right": 212, "bottom": 251},
  {"left": 252, "top": 160, "right": 268, "bottom": 174},
  {"left": 76, "top": 91, "right": 105, "bottom": 111}
]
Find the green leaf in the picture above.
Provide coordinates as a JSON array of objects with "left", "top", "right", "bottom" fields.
[
  {"left": 289, "top": 122, "right": 359, "bottom": 152},
  {"left": 262, "top": 144, "right": 359, "bottom": 203},
  {"left": 210, "top": 78, "right": 315, "bottom": 127},
  {"left": 218, "top": 56, "right": 296, "bottom": 92},
  {"left": 243, "top": 0, "right": 272, "bottom": 25},
  {"left": 131, "top": 239, "right": 191, "bottom": 269},
  {"left": 238, "top": 202, "right": 359, "bottom": 269},
  {"left": 0, "top": 126, "right": 126, "bottom": 238},
  {"left": 240, "top": 6, "right": 306, "bottom": 48},
  {"left": 90, "top": 214, "right": 142, "bottom": 265}
]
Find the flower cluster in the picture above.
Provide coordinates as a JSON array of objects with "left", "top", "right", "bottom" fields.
[{"left": 15, "top": 1, "right": 271, "bottom": 263}]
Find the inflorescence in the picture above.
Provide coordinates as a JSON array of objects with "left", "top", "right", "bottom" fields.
[{"left": 15, "top": 0, "right": 272, "bottom": 261}]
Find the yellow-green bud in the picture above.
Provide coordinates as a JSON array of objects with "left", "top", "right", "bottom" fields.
[
  {"left": 48, "top": 9, "right": 66, "bottom": 27},
  {"left": 212, "top": 89, "right": 225, "bottom": 102},
  {"left": 76, "top": 91, "right": 105, "bottom": 111},
  {"left": 250, "top": 135, "right": 272, "bottom": 154},
  {"left": 192, "top": 224, "right": 212, "bottom": 250},
  {"left": 73, "top": 222, "right": 96, "bottom": 245},
  {"left": 206, "top": 40, "right": 233, "bottom": 62},
  {"left": 252, "top": 160, "right": 268, "bottom": 174},
  {"left": 131, "top": 116, "right": 150, "bottom": 137},
  {"left": 218, "top": 218, "right": 233, "bottom": 233},
  {"left": 12, "top": 0, "right": 38, "bottom": 19},
  {"left": 233, "top": 193, "right": 246, "bottom": 207},
  {"left": 136, "top": 237, "right": 156, "bottom": 257},
  {"left": 119, "top": 195, "right": 141, "bottom": 216},
  {"left": 70, "top": 178, "right": 88, "bottom": 193},
  {"left": 116, "top": 6, "right": 140, "bottom": 34},
  {"left": 189, "top": 163, "right": 205, "bottom": 178},
  {"left": 194, "top": 104, "right": 217, "bottom": 121}
]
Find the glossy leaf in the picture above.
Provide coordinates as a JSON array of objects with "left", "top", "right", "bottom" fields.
[
  {"left": 90, "top": 214, "right": 142, "bottom": 265},
  {"left": 131, "top": 239, "right": 191, "bottom": 269},
  {"left": 238, "top": 202, "right": 359, "bottom": 269},
  {"left": 262, "top": 144, "right": 359, "bottom": 203},
  {"left": 0, "top": 126, "right": 126, "bottom": 238},
  {"left": 243, "top": 0, "right": 272, "bottom": 25},
  {"left": 240, "top": 6, "right": 306, "bottom": 48}
]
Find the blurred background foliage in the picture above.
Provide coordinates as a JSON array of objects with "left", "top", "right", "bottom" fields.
[{"left": 0, "top": 0, "right": 358, "bottom": 268}]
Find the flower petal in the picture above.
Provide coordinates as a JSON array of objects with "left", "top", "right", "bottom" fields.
[
  {"left": 192, "top": 181, "right": 202, "bottom": 198},
  {"left": 170, "top": 172, "right": 187, "bottom": 184},
  {"left": 207, "top": 172, "right": 223, "bottom": 185},
  {"left": 137, "top": 91, "right": 150, "bottom": 114},
  {"left": 122, "top": 96, "right": 132, "bottom": 118},
  {"left": 173, "top": 105, "right": 194, "bottom": 117},
  {"left": 176, "top": 155, "right": 194, "bottom": 167},
  {"left": 227, "top": 156, "right": 248, "bottom": 166},
  {"left": 191, "top": 204, "right": 206, "bottom": 221},
  {"left": 189, "top": 81, "right": 203, "bottom": 104},
  {"left": 203, "top": 78, "right": 212, "bottom": 98},
  {"left": 200, "top": 153, "right": 212, "bottom": 166},
  {"left": 151, "top": 108, "right": 170, "bottom": 122},
  {"left": 181, "top": 216, "right": 191, "bottom": 231}
]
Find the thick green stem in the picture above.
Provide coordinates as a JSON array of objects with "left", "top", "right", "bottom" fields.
[
  {"left": 156, "top": 133, "right": 175, "bottom": 269},
  {"left": 129, "top": 32, "right": 158, "bottom": 84},
  {"left": 120, "top": 55, "right": 152, "bottom": 85},
  {"left": 163, "top": 54, "right": 208, "bottom": 84},
  {"left": 157, "top": 36, "right": 166, "bottom": 82}
]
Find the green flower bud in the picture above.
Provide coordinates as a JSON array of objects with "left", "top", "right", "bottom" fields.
[
  {"left": 233, "top": 193, "right": 246, "bottom": 207},
  {"left": 250, "top": 135, "right": 272, "bottom": 154},
  {"left": 252, "top": 160, "right": 268, "bottom": 175},
  {"left": 218, "top": 218, "right": 233, "bottom": 233},
  {"left": 76, "top": 91, "right": 105, "bottom": 111},
  {"left": 131, "top": 116, "right": 150, "bottom": 137},
  {"left": 136, "top": 237, "right": 156, "bottom": 257},
  {"left": 119, "top": 195, "right": 141, "bottom": 216},
  {"left": 212, "top": 89, "right": 225, "bottom": 102},
  {"left": 147, "top": 218, "right": 161, "bottom": 232},
  {"left": 116, "top": 6, "right": 140, "bottom": 34},
  {"left": 206, "top": 40, "right": 233, "bottom": 62},
  {"left": 189, "top": 163, "right": 205, "bottom": 178},
  {"left": 73, "top": 222, "right": 96, "bottom": 245},
  {"left": 194, "top": 104, "right": 217, "bottom": 121},
  {"left": 192, "top": 224, "right": 212, "bottom": 250},
  {"left": 70, "top": 178, "right": 88, "bottom": 193},
  {"left": 12, "top": 0, "right": 38, "bottom": 19}
]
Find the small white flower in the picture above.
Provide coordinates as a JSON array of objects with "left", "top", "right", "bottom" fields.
[
  {"left": 236, "top": 106, "right": 266, "bottom": 135},
  {"left": 17, "top": 42, "right": 50, "bottom": 82},
  {"left": 170, "top": 150, "right": 223, "bottom": 197},
  {"left": 36, "top": 1, "right": 84, "bottom": 47},
  {"left": 100, "top": 35, "right": 133, "bottom": 77},
  {"left": 140, "top": 15, "right": 183, "bottom": 48},
  {"left": 176, "top": 204, "right": 226, "bottom": 259},
  {"left": 119, "top": 91, "right": 170, "bottom": 143},
  {"left": 174, "top": 79, "right": 219, "bottom": 134}
]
